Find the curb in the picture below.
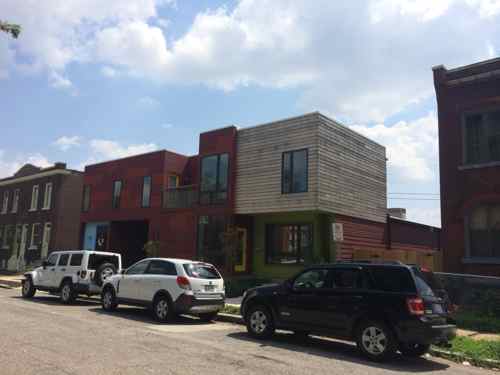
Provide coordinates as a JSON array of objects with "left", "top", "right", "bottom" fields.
[
  {"left": 0, "top": 278, "right": 23, "bottom": 289},
  {"left": 430, "top": 347, "right": 500, "bottom": 370},
  {"left": 216, "top": 313, "right": 244, "bottom": 325}
]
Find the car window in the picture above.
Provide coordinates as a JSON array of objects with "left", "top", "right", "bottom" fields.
[
  {"left": 330, "top": 268, "right": 361, "bottom": 289},
  {"left": 293, "top": 269, "right": 329, "bottom": 290},
  {"left": 58, "top": 254, "right": 69, "bottom": 266},
  {"left": 126, "top": 261, "right": 149, "bottom": 275},
  {"left": 146, "top": 260, "right": 177, "bottom": 276},
  {"left": 183, "top": 263, "right": 221, "bottom": 279},
  {"left": 46, "top": 253, "right": 58, "bottom": 266},
  {"left": 368, "top": 267, "right": 416, "bottom": 293},
  {"left": 70, "top": 254, "right": 83, "bottom": 266}
]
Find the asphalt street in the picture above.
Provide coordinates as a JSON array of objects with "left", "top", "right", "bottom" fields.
[{"left": 0, "top": 287, "right": 493, "bottom": 375}]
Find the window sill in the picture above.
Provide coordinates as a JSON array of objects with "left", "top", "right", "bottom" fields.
[
  {"left": 28, "top": 209, "right": 37, "bottom": 212},
  {"left": 462, "top": 257, "right": 500, "bottom": 265},
  {"left": 41, "top": 207, "right": 50, "bottom": 211},
  {"left": 459, "top": 161, "right": 500, "bottom": 170},
  {"left": 28, "top": 246, "right": 38, "bottom": 251}
]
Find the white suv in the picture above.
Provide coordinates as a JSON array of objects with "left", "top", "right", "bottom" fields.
[
  {"left": 22, "top": 250, "right": 122, "bottom": 304},
  {"left": 101, "top": 258, "right": 225, "bottom": 322}
]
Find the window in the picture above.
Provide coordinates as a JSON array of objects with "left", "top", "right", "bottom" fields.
[
  {"left": 82, "top": 185, "right": 91, "bottom": 212},
  {"left": 183, "top": 263, "right": 221, "bottom": 279},
  {"left": 282, "top": 149, "right": 308, "bottom": 194},
  {"left": 2, "top": 225, "right": 11, "bottom": 249},
  {"left": 42, "top": 182, "right": 52, "bottom": 210},
  {"left": 168, "top": 175, "right": 179, "bottom": 188},
  {"left": 1, "top": 191, "right": 8, "bottom": 214},
  {"left": 200, "top": 153, "right": 229, "bottom": 204},
  {"left": 464, "top": 110, "right": 500, "bottom": 164},
  {"left": 331, "top": 269, "right": 361, "bottom": 289},
  {"left": 293, "top": 269, "right": 329, "bottom": 290},
  {"left": 126, "top": 260, "right": 149, "bottom": 275},
  {"left": 11, "top": 189, "right": 19, "bottom": 213},
  {"left": 46, "top": 253, "right": 58, "bottom": 266},
  {"left": 30, "top": 185, "right": 39, "bottom": 211},
  {"left": 112, "top": 180, "right": 122, "bottom": 208},
  {"left": 70, "top": 254, "right": 83, "bottom": 266},
  {"left": 58, "top": 254, "right": 69, "bottom": 266},
  {"left": 368, "top": 267, "right": 416, "bottom": 293},
  {"left": 197, "top": 215, "right": 227, "bottom": 265},
  {"left": 468, "top": 205, "right": 500, "bottom": 258},
  {"left": 29, "top": 223, "right": 41, "bottom": 249},
  {"left": 146, "top": 260, "right": 177, "bottom": 275},
  {"left": 265, "top": 224, "right": 312, "bottom": 264},
  {"left": 142, "top": 176, "right": 152, "bottom": 208}
]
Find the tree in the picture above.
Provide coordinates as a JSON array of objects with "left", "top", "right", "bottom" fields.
[{"left": 0, "top": 21, "right": 21, "bottom": 39}]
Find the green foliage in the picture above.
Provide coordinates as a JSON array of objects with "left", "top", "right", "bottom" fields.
[
  {"left": 449, "top": 336, "right": 500, "bottom": 362},
  {"left": 0, "top": 21, "right": 21, "bottom": 38}
]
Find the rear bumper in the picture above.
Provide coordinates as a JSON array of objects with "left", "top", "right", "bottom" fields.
[
  {"left": 174, "top": 293, "right": 225, "bottom": 315},
  {"left": 396, "top": 319, "right": 456, "bottom": 345}
]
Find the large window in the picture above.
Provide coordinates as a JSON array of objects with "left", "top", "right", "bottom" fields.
[
  {"left": 42, "top": 182, "right": 52, "bottom": 210},
  {"left": 29, "top": 223, "right": 41, "bottom": 249},
  {"left": 197, "top": 215, "right": 227, "bottom": 265},
  {"left": 468, "top": 205, "right": 500, "bottom": 258},
  {"left": 2, "top": 225, "right": 11, "bottom": 249},
  {"left": 464, "top": 110, "right": 500, "bottom": 165},
  {"left": 112, "top": 180, "right": 122, "bottom": 209},
  {"left": 11, "top": 189, "right": 20, "bottom": 213},
  {"left": 1, "top": 191, "right": 8, "bottom": 214},
  {"left": 82, "top": 185, "right": 91, "bottom": 212},
  {"left": 30, "top": 185, "right": 39, "bottom": 211},
  {"left": 142, "top": 176, "right": 152, "bottom": 208},
  {"left": 200, "top": 153, "right": 229, "bottom": 205},
  {"left": 265, "top": 224, "right": 312, "bottom": 264},
  {"left": 282, "top": 149, "right": 308, "bottom": 194}
]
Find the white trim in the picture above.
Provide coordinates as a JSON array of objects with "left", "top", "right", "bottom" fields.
[
  {"left": 42, "top": 182, "right": 52, "bottom": 210},
  {"left": 11, "top": 189, "right": 19, "bottom": 213},
  {"left": 30, "top": 185, "right": 39, "bottom": 211},
  {"left": 0, "top": 169, "right": 75, "bottom": 187},
  {"left": 1, "top": 190, "right": 8, "bottom": 214},
  {"left": 29, "top": 223, "right": 40, "bottom": 249}
]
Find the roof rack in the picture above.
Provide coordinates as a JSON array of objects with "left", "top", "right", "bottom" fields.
[{"left": 336, "top": 260, "right": 405, "bottom": 266}]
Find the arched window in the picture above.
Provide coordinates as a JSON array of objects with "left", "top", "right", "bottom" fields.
[{"left": 468, "top": 205, "right": 500, "bottom": 258}]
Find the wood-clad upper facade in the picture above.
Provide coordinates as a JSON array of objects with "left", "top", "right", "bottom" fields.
[{"left": 235, "top": 112, "right": 387, "bottom": 223}]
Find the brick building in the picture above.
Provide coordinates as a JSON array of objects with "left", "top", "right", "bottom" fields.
[
  {"left": 434, "top": 58, "right": 500, "bottom": 276},
  {"left": 0, "top": 163, "right": 83, "bottom": 271}
]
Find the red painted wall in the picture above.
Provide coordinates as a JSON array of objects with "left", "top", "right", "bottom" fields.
[{"left": 434, "top": 60, "right": 500, "bottom": 276}]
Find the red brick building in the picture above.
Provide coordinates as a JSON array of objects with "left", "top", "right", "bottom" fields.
[{"left": 434, "top": 58, "right": 500, "bottom": 276}]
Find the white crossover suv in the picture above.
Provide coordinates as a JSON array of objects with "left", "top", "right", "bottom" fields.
[
  {"left": 22, "top": 250, "right": 122, "bottom": 304},
  {"left": 101, "top": 258, "right": 225, "bottom": 322}
]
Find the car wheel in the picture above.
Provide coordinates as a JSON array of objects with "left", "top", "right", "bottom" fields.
[
  {"left": 21, "top": 277, "right": 36, "bottom": 298},
  {"left": 60, "top": 280, "right": 76, "bottom": 304},
  {"left": 198, "top": 312, "right": 218, "bottom": 322},
  {"left": 400, "top": 343, "right": 431, "bottom": 357},
  {"left": 246, "top": 305, "right": 275, "bottom": 339},
  {"left": 101, "top": 286, "right": 118, "bottom": 311},
  {"left": 356, "top": 320, "right": 397, "bottom": 362},
  {"left": 152, "top": 295, "right": 173, "bottom": 322},
  {"left": 95, "top": 262, "right": 117, "bottom": 286}
]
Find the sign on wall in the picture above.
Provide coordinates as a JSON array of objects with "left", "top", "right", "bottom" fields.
[{"left": 332, "top": 223, "right": 344, "bottom": 242}]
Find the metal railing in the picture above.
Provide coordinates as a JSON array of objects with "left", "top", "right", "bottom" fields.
[{"left": 163, "top": 185, "right": 198, "bottom": 209}]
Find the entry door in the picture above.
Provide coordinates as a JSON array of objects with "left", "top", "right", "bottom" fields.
[
  {"left": 234, "top": 228, "right": 247, "bottom": 272},
  {"left": 41, "top": 223, "right": 51, "bottom": 259}
]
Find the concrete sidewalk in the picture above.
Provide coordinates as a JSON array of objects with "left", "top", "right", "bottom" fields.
[{"left": 0, "top": 273, "right": 24, "bottom": 288}]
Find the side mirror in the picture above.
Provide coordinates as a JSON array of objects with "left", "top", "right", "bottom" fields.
[
  {"left": 42, "top": 260, "right": 48, "bottom": 269},
  {"left": 121, "top": 269, "right": 126, "bottom": 275}
]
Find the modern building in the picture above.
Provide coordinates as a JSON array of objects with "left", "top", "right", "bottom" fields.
[
  {"left": 434, "top": 58, "right": 500, "bottom": 276},
  {"left": 0, "top": 163, "right": 83, "bottom": 271},
  {"left": 81, "top": 112, "right": 440, "bottom": 278}
]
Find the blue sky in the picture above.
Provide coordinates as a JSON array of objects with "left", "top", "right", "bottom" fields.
[{"left": 2, "top": 0, "right": 500, "bottom": 226}]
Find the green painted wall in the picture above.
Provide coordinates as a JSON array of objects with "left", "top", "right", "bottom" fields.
[{"left": 252, "top": 211, "right": 335, "bottom": 280}]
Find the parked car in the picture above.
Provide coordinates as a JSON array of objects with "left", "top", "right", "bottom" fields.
[
  {"left": 240, "top": 261, "right": 456, "bottom": 362},
  {"left": 100, "top": 258, "right": 225, "bottom": 322},
  {"left": 22, "top": 250, "right": 122, "bottom": 304}
]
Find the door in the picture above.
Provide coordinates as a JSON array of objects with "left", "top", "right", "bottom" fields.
[
  {"left": 38, "top": 253, "right": 58, "bottom": 287},
  {"left": 95, "top": 225, "right": 108, "bottom": 251},
  {"left": 41, "top": 223, "right": 51, "bottom": 259},
  {"left": 117, "top": 260, "right": 150, "bottom": 301},
  {"left": 141, "top": 260, "right": 178, "bottom": 302},
  {"left": 234, "top": 228, "right": 247, "bottom": 272},
  {"left": 17, "top": 224, "right": 28, "bottom": 270},
  {"left": 51, "top": 253, "right": 70, "bottom": 288}
]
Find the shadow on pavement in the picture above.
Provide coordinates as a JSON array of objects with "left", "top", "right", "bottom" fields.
[
  {"left": 11, "top": 294, "right": 100, "bottom": 306},
  {"left": 228, "top": 331, "right": 450, "bottom": 373}
]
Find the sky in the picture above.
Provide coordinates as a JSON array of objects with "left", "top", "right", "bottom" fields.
[{"left": 1, "top": 0, "right": 500, "bottom": 227}]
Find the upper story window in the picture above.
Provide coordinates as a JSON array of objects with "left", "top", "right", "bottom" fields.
[
  {"left": 112, "top": 180, "right": 122, "bottom": 209},
  {"left": 282, "top": 149, "right": 308, "bottom": 194},
  {"left": 42, "top": 182, "right": 53, "bottom": 210},
  {"left": 142, "top": 176, "right": 152, "bottom": 208},
  {"left": 1, "top": 191, "right": 8, "bottom": 214},
  {"left": 464, "top": 109, "right": 500, "bottom": 165},
  {"left": 82, "top": 185, "right": 91, "bottom": 212},
  {"left": 468, "top": 204, "right": 500, "bottom": 259},
  {"left": 168, "top": 175, "right": 179, "bottom": 188},
  {"left": 200, "top": 153, "right": 229, "bottom": 205},
  {"left": 30, "top": 185, "right": 39, "bottom": 211},
  {"left": 11, "top": 189, "right": 20, "bottom": 213}
]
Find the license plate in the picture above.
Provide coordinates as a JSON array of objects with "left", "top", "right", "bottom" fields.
[{"left": 204, "top": 285, "right": 215, "bottom": 292}]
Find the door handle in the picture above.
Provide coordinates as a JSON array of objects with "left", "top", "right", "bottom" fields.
[
  {"left": 60, "top": 268, "right": 66, "bottom": 272},
  {"left": 50, "top": 268, "right": 55, "bottom": 271}
]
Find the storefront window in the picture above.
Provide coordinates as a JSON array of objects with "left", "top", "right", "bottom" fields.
[{"left": 265, "top": 224, "right": 312, "bottom": 264}]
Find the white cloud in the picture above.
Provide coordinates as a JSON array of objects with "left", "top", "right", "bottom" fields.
[
  {"left": 88, "top": 139, "right": 158, "bottom": 161},
  {"left": 405, "top": 206, "right": 441, "bottom": 227},
  {"left": 101, "top": 66, "right": 119, "bottom": 78},
  {"left": 53, "top": 136, "right": 82, "bottom": 151},
  {"left": 0, "top": 150, "right": 52, "bottom": 179},
  {"left": 137, "top": 96, "right": 160, "bottom": 109},
  {"left": 48, "top": 71, "right": 73, "bottom": 90}
]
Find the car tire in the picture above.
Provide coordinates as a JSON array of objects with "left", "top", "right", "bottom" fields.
[
  {"left": 400, "top": 343, "right": 431, "bottom": 357},
  {"left": 198, "top": 312, "right": 218, "bottom": 322},
  {"left": 95, "top": 262, "right": 117, "bottom": 286},
  {"left": 21, "top": 277, "right": 36, "bottom": 298},
  {"left": 356, "top": 320, "right": 397, "bottom": 362},
  {"left": 152, "top": 294, "right": 173, "bottom": 323},
  {"left": 101, "top": 286, "right": 118, "bottom": 312},
  {"left": 60, "top": 280, "right": 76, "bottom": 304},
  {"left": 246, "top": 305, "right": 275, "bottom": 340}
]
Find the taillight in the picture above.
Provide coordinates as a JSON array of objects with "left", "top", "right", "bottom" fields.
[
  {"left": 176, "top": 276, "right": 191, "bottom": 290},
  {"left": 407, "top": 297, "right": 425, "bottom": 316},
  {"left": 80, "top": 271, "right": 87, "bottom": 279}
]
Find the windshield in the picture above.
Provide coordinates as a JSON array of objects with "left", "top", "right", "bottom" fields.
[{"left": 183, "top": 263, "right": 221, "bottom": 279}]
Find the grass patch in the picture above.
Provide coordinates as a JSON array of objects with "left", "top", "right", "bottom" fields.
[
  {"left": 221, "top": 304, "right": 240, "bottom": 315},
  {"left": 448, "top": 336, "right": 500, "bottom": 362},
  {"left": 454, "top": 310, "right": 500, "bottom": 334}
]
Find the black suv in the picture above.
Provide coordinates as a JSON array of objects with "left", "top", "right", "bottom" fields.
[{"left": 240, "top": 262, "right": 456, "bottom": 361}]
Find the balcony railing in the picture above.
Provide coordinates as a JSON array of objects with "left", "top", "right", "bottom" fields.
[{"left": 163, "top": 185, "right": 198, "bottom": 209}]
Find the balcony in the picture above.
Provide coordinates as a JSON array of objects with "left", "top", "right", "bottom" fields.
[{"left": 163, "top": 185, "right": 198, "bottom": 209}]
